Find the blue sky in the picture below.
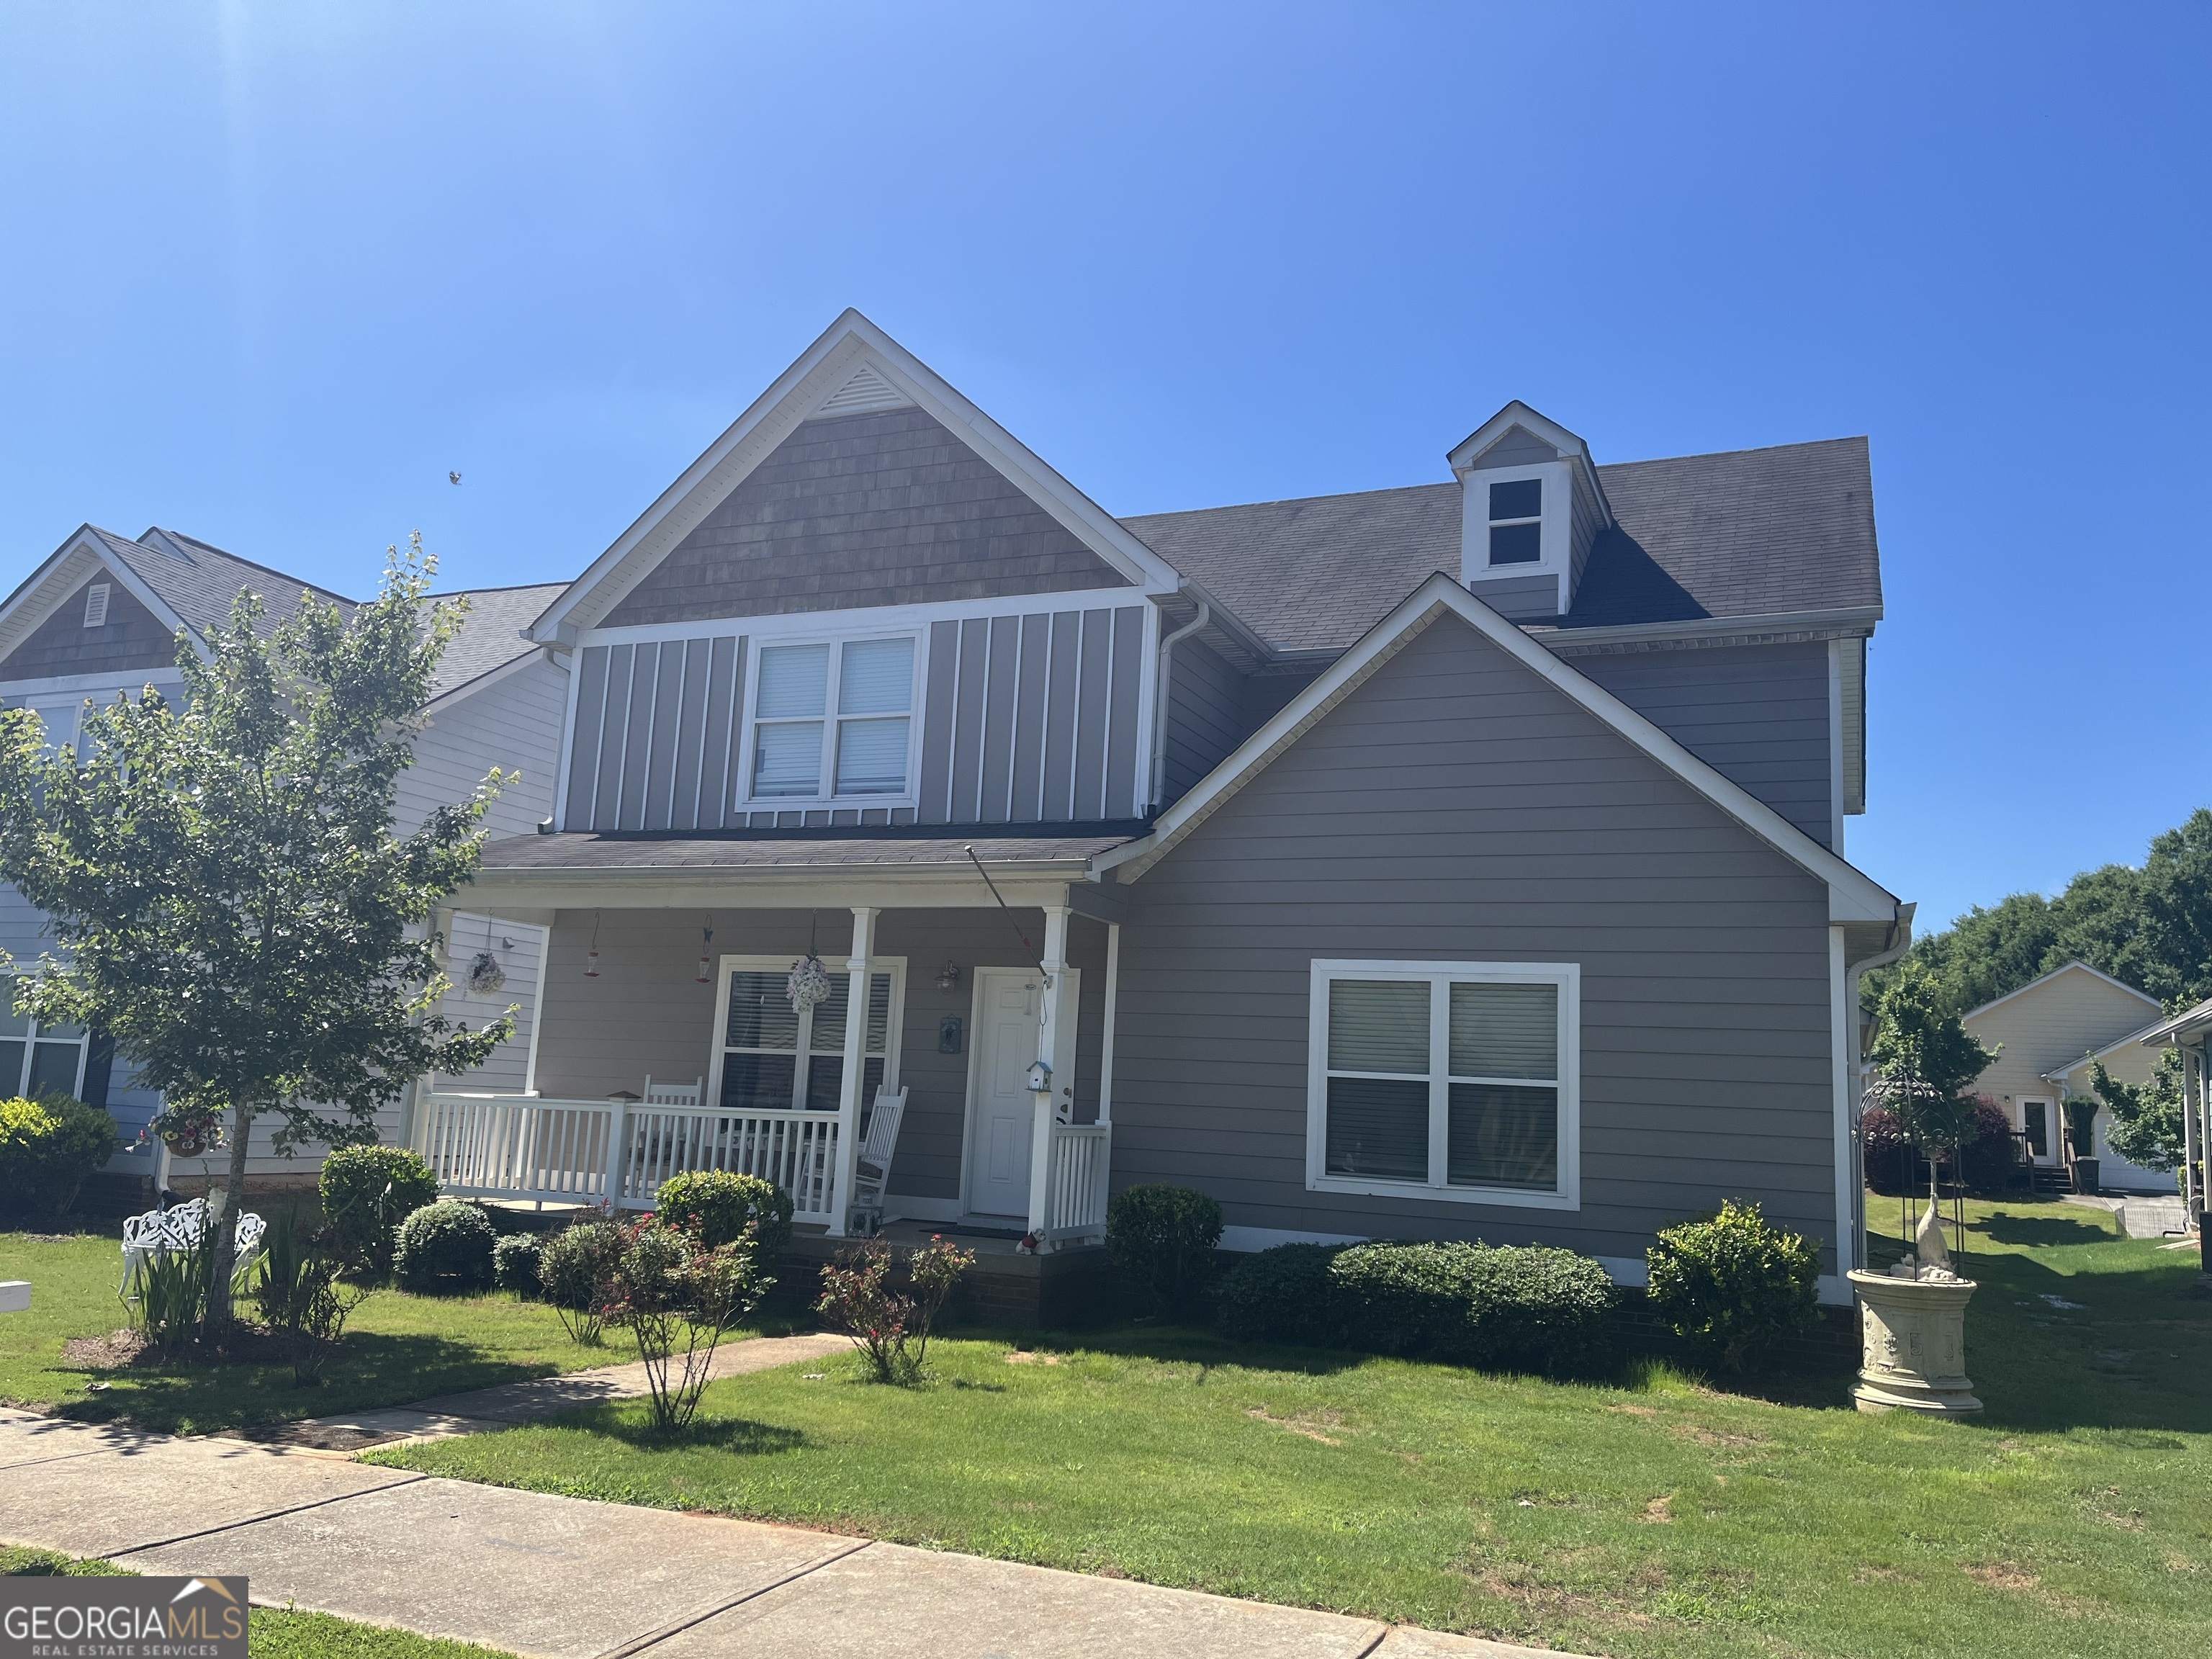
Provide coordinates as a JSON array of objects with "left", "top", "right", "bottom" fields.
[{"left": 2, "top": 4, "right": 2206, "bottom": 933}]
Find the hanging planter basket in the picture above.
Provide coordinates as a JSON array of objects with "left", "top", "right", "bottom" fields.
[
  {"left": 466, "top": 950, "right": 508, "bottom": 997},
  {"left": 154, "top": 1108, "right": 224, "bottom": 1159},
  {"left": 786, "top": 954, "right": 833, "bottom": 1012}
]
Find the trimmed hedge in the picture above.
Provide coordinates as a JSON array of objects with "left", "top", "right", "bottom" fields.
[
  {"left": 393, "top": 1200, "right": 496, "bottom": 1294},
  {"left": 493, "top": 1233, "right": 544, "bottom": 1298},
  {"left": 320, "top": 1146, "right": 440, "bottom": 1279},
  {"left": 1645, "top": 1200, "right": 1820, "bottom": 1372},
  {"left": 1105, "top": 1184, "right": 1223, "bottom": 1310},
  {"left": 0, "top": 1094, "right": 118, "bottom": 1219},
  {"left": 1213, "top": 1242, "right": 1352, "bottom": 1345},
  {"left": 656, "top": 1170, "right": 793, "bottom": 1264},
  {"left": 1213, "top": 1238, "right": 1614, "bottom": 1377}
]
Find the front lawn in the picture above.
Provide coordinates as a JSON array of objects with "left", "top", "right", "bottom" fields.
[
  {"left": 374, "top": 1196, "right": 2212, "bottom": 1659},
  {"left": 0, "top": 1547, "right": 514, "bottom": 1659},
  {"left": 0, "top": 1226, "right": 620, "bottom": 1436}
]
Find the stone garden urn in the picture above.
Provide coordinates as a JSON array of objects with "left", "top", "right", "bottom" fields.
[{"left": 1850, "top": 1202, "right": 1983, "bottom": 1417}]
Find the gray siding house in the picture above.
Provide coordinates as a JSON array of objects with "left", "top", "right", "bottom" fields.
[
  {"left": 0, "top": 526, "right": 568, "bottom": 1188},
  {"left": 440, "top": 311, "right": 1909, "bottom": 1304}
]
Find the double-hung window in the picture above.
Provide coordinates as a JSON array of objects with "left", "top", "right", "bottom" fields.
[
  {"left": 1, "top": 986, "right": 91, "bottom": 1100},
  {"left": 714, "top": 958, "right": 903, "bottom": 1113},
  {"left": 1487, "top": 478, "right": 1544, "bottom": 566},
  {"left": 1308, "top": 961, "right": 1578, "bottom": 1208},
  {"left": 748, "top": 635, "right": 917, "bottom": 803}
]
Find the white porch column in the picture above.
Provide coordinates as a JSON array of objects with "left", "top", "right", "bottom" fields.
[
  {"left": 1027, "top": 904, "right": 1072, "bottom": 1238},
  {"left": 828, "top": 907, "right": 879, "bottom": 1237},
  {"left": 2187, "top": 1043, "right": 2205, "bottom": 1219}
]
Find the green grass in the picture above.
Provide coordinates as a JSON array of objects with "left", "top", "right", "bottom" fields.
[
  {"left": 0, "top": 1546, "right": 513, "bottom": 1658},
  {"left": 0, "top": 1226, "right": 623, "bottom": 1435},
  {"left": 371, "top": 1195, "right": 2212, "bottom": 1659}
]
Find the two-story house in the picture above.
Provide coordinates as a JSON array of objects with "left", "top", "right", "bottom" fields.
[
  {"left": 426, "top": 310, "right": 1910, "bottom": 1305},
  {"left": 0, "top": 525, "right": 567, "bottom": 1192}
]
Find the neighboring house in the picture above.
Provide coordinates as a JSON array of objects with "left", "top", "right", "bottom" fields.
[
  {"left": 1958, "top": 961, "right": 2172, "bottom": 1192},
  {"left": 437, "top": 310, "right": 1910, "bottom": 1305},
  {"left": 0, "top": 524, "right": 566, "bottom": 1189},
  {"left": 2132, "top": 996, "right": 2212, "bottom": 1221}
]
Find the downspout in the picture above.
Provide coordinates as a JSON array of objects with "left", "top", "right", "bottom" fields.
[{"left": 1147, "top": 591, "right": 1210, "bottom": 814}]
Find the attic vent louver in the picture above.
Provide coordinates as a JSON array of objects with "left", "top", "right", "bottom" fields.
[
  {"left": 811, "top": 362, "right": 914, "bottom": 418},
  {"left": 82, "top": 583, "right": 110, "bottom": 629}
]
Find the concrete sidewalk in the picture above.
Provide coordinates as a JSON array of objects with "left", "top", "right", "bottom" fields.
[{"left": 0, "top": 1401, "right": 1570, "bottom": 1658}]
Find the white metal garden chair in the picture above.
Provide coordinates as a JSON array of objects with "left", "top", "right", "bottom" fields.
[
  {"left": 119, "top": 1199, "right": 267, "bottom": 1295},
  {"left": 847, "top": 1085, "right": 907, "bottom": 1233}
]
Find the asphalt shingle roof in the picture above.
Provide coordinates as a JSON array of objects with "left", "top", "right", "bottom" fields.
[
  {"left": 478, "top": 830, "right": 1134, "bottom": 871},
  {"left": 428, "top": 583, "right": 568, "bottom": 699},
  {"left": 1119, "top": 436, "right": 1880, "bottom": 652}
]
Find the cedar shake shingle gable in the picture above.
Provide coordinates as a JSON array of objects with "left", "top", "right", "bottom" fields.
[{"left": 1120, "top": 436, "right": 1879, "bottom": 653}]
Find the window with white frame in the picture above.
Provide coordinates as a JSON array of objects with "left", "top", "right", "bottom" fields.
[
  {"left": 1308, "top": 961, "right": 1578, "bottom": 1207},
  {"left": 0, "top": 985, "right": 91, "bottom": 1100},
  {"left": 747, "top": 635, "right": 917, "bottom": 803},
  {"left": 714, "top": 958, "right": 903, "bottom": 1113},
  {"left": 1486, "top": 478, "right": 1544, "bottom": 566}
]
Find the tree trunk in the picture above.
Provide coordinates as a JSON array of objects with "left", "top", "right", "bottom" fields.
[{"left": 205, "top": 1100, "right": 256, "bottom": 1327}]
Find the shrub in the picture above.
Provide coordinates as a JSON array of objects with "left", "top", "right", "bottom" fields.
[
  {"left": 1213, "top": 1243, "right": 1353, "bottom": 1344},
  {"left": 392, "top": 1200, "right": 496, "bottom": 1294},
  {"left": 254, "top": 1210, "right": 372, "bottom": 1385},
  {"left": 493, "top": 1233, "right": 544, "bottom": 1298},
  {"left": 1864, "top": 1097, "right": 2016, "bottom": 1196},
  {"left": 601, "top": 1215, "right": 768, "bottom": 1431},
  {"left": 538, "top": 1218, "right": 626, "bottom": 1344},
  {"left": 1329, "top": 1241, "right": 1615, "bottom": 1377},
  {"left": 320, "top": 1146, "right": 440, "bottom": 1279},
  {"left": 1645, "top": 1200, "right": 1820, "bottom": 1372},
  {"left": 0, "top": 1094, "right": 119, "bottom": 1219},
  {"left": 1105, "top": 1184, "right": 1223, "bottom": 1310},
  {"left": 655, "top": 1170, "right": 793, "bottom": 1264},
  {"left": 815, "top": 1235, "right": 975, "bottom": 1383}
]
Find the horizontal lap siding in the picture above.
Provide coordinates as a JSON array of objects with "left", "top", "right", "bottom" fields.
[
  {"left": 1574, "top": 641, "right": 1835, "bottom": 848},
  {"left": 1115, "top": 616, "right": 1841, "bottom": 1270},
  {"left": 531, "top": 908, "right": 1110, "bottom": 1208},
  {"left": 1161, "top": 634, "right": 1244, "bottom": 806}
]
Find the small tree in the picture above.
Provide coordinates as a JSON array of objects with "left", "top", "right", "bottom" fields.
[
  {"left": 601, "top": 1215, "right": 766, "bottom": 1431},
  {"left": 0, "top": 539, "right": 511, "bottom": 1326},
  {"left": 2090, "top": 1053, "right": 2188, "bottom": 1186},
  {"left": 1866, "top": 961, "right": 1998, "bottom": 1186}
]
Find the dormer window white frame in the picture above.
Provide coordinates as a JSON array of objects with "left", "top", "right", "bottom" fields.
[
  {"left": 1460, "top": 458, "right": 1574, "bottom": 611},
  {"left": 739, "top": 629, "right": 924, "bottom": 809}
]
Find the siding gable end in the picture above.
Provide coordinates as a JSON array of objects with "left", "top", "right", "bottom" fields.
[{"left": 0, "top": 570, "right": 179, "bottom": 680}]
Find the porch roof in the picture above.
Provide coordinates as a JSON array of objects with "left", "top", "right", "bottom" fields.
[{"left": 477, "top": 827, "right": 1138, "bottom": 874}]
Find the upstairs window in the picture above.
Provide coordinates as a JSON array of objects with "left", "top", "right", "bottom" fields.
[
  {"left": 1487, "top": 479, "right": 1544, "bottom": 565},
  {"left": 82, "top": 583, "right": 110, "bottom": 629},
  {"left": 748, "top": 634, "right": 917, "bottom": 802},
  {"left": 1308, "top": 961, "right": 1578, "bottom": 1208}
]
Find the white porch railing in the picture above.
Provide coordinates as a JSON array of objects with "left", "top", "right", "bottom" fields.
[
  {"left": 1043, "top": 1122, "right": 1111, "bottom": 1243},
  {"left": 415, "top": 1092, "right": 841, "bottom": 1223}
]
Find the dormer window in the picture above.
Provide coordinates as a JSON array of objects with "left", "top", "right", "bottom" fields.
[
  {"left": 747, "top": 634, "right": 918, "bottom": 803},
  {"left": 82, "top": 583, "right": 110, "bottom": 629},
  {"left": 1487, "top": 481, "right": 1543, "bottom": 566}
]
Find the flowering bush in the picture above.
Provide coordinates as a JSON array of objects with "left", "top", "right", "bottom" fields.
[
  {"left": 600, "top": 1215, "right": 767, "bottom": 1431},
  {"left": 815, "top": 1235, "right": 975, "bottom": 1383}
]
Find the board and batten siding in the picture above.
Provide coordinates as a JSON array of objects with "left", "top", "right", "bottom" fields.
[
  {"left": 1570, "top": 640, "right": 1836, "bottom": 848},
  {"left": 1113, "top": 615, "right": 1843, "bottom": 1271},
  {"left": 562, "top": 601, "right": 1148, "bottom": 832}
]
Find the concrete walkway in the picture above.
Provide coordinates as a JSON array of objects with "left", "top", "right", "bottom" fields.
[{"left": 0, "top": 1340, "right": 1578, "bottom": 1659}]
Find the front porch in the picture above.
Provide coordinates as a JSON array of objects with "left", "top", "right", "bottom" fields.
[{"left": 410, "top": 881, "right": 1128, "bottom": 1262}]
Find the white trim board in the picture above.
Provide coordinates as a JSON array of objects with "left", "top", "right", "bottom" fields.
[
  {"left": 1092, "top": 572, "right": 1902, "bottom": 926},
  {"left": 531, "top": 310, "right": 1184, "bottom": 645}
]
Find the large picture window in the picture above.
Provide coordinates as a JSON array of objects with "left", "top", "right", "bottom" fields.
[
  {"left": 711, "top": 956, "right": 904, "bottom": 1114},
  {"left": 747, "top": 634, "right": 917, "bottom": 804},
  {"left": 1307, "top": 961, "right": 1578, "bottom": 1209}
]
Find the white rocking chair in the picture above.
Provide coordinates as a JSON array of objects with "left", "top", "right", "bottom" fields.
[
  {"left": 847, "top": 1085, "right": 907, "bottom": 1234},
  {"left": 120, "top": 1199, "right": 267, "bottom": 1296},
  {"left": 642, "top": 1076, "right": 703, "bottom": 1108}
]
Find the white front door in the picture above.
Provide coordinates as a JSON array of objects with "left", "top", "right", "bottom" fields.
[{"left": 966, "top": 969, "right": 1041, "bottom": 1219}]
